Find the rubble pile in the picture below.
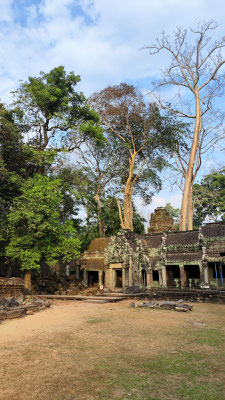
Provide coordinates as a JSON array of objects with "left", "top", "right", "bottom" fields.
[
  {"left": 0, "top": 297, "right": 51, "bottom": 321},
  {"left": 130, "top": 299, "right": 193, "bottom": 312},
  {"left": 0, "top": 277, "right": 24, "bottom": 299},
  {"left": 32, "top": 273, "right": 84, "bottom": 295}
]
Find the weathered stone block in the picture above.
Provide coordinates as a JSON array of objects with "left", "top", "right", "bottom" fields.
[
  {"left": 6, "top": 309, "right": 24, "bottom": 319},
  {"left": 0, "top": 310, "right": 7, "bottom": 320}
]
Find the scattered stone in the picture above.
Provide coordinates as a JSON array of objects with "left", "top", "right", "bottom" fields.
[
  {"left": 0, "top": 310, "right": 7, "bottom": 320},
  {"left": 182, "top": 304, "right": 193, "bottom": 311},
  {"left": 26, "top": 310, "right": 34, "bottom": 315},
  {"left": 0, "top": 296, "right": 52, "bottom": 321},
  {"left": 130, "top": 300, "right": 193, "bottom": 312},
  {"left": 174, "top": 306, "right": 188, "bottom": 312},
  {"left": 6, "top": 309, "right": 24, "bottom": 319}
]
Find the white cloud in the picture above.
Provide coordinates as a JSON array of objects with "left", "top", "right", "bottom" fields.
[
  {"left": 0, "top": 0, "right": 225, "bottom": 104},
  {"left": 0, "top": 0, "right": 13, "bottom": 22},
  {"left": 0, "top": 0, "right": 224, "bottom": 214}
]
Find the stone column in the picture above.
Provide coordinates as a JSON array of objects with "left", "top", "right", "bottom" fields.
[
  {"left": 109, "top": 268, "right": 114, "bottom": 290},
  {"left": 83, "top": 270, "right": 88, "bottom": 286},
  {"left": 180, "top": 265, "right": 185, "bottom": 288},
  {"left": 147, "top": 270, "right": 152, "bottom": 288},
  {"left": 159, "top": 270, "right": 162, "bottom": 286},
  {"left": 98, "top": 271, "right": 103, "bottom": 286},
  {"left": 161, "top": 266, "right": 167, "bottom": 288},
  {"left": 122, "top": 268, "right": 126, "bottom": 289},
  {"left": 199, "top": 263, "right": 204, "bottom": 287},
  {"left": 203, "top": 262, "right": 209, "bottom": 286},
  {"left": 129, "top": 258, "right": 133, "bottom": 287},
  {"left": 104, "top": 269, "right": 109, "bottom": 288}
]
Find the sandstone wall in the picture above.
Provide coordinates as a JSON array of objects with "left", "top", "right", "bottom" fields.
[
  {"left": 148, "top": 207, "right": 175, "bottom": 234},
  {"left": 0, "top": 277, "right": 24, "bottom": 299}
]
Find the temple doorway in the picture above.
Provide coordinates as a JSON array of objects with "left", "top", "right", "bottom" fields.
[
  {"left": 87, "top": 271, "right": 99, "bottom": 287},
  {"left": 141, "top": 269, "right": 147, "bottom": 287},
  {"left": 166, "top": 265, "right": 180, "bottom": 287},
  {"left": 115, "top": 269, "right": 122, "bottom": 288}
]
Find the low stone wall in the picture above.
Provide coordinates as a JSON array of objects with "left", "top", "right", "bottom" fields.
[
  {"left": 0, "top": 277, "right": 24, "bottom": 299},
  {"left": 145, "top": 288, "right": 225, "bottom": 304}
]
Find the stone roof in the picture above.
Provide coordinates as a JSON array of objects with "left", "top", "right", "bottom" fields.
[
  {"left": 202, "top": 223, "right": 225, "bottom": 237},
  {"left": 166, "top": 231, "right": 199, "bottom": 246},
  {"left": 87, "top": 237, "right": 111, "bottom": 252},
  {"left": 142, "top": 234, "right": 163, "bottom": 248},
  {"left": 166, "top": 252, "right": 202, "bottom": 261}
]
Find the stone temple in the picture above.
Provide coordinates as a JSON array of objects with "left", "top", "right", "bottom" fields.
[{"left": 81, "top": 208, "right": 225, "bottom": 291}]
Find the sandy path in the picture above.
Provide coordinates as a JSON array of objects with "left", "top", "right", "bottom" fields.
[
  {"left": 1, "top": 299, "right": 224, "bottom": 346},
  {"left": 0, "top": 300, "right": 105, "bottom": 344},
  {"left": 0, "top": 300, "right": 224, "bottom": 400}
]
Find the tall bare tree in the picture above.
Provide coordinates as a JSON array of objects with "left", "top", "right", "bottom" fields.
[
  {"left": 146, "top": 21, "right": 225, "bottom": 230},
  {"left": 91, "top": 83, "right": 183, "bottom": 231}
]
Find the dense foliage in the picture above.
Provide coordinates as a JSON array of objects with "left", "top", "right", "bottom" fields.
[
  {"left": 6, "top": 175, "right": 81, "bottom": 271},
  {"left": 0, "top": 66, "right": 188, "bottom": 277},
  {"left": 193, "top": 168, "right": 225, "bottom": 227}
]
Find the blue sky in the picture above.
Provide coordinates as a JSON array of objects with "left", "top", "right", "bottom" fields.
[{"left": 0, "top": 0, "right": 225, "bottom": 224}]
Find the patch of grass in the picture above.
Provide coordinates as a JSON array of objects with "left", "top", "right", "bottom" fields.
[
  {"left": 190, "top": 327, "right": 225, "bottom": 347},
  {"left": 138, "top": 352, "right": 209, "bottom": 377},
  {"left": 177, "top": 381, "right": 225, "bottom": 400},
  {"left": 93, "top": 349, "right": 225, "bottom": 400},
  {"left": 86, "top": 317, "right": 108, "bottom": 324}
]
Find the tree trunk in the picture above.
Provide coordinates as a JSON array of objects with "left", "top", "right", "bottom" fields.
[
  {"left": 116, "top": 197, "right": 125, "bottom": 229},
  {"left": 123, "top": 154, "right": 136, "bottom": 231},
  {"left": 116, "top": 153, "right": 136, "bottom": 231},
  {"left": 94, "top": 192, "right": 105, "bottom": 235},
  {"left": 187, "top": 185, "right": 193, "bottom": 230},
  {"left": 24, "top": 270, "right": 32, "bottom": 291},
  {"left": 6, "top": 263, "right": 12, "bottom": 278},
  {"left": 123, "top": 186, "right": 134, "bottom": 230},
  {"left": 179, "top": 91, "right": 201, "bottom": 231}
]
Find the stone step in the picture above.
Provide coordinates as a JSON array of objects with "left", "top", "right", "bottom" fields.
[
  {"left": 83, "top": 299, "right": 110, "bottom": 304},
  {"left": 37, "top": 294, "right": 125, "bottom": 302}
]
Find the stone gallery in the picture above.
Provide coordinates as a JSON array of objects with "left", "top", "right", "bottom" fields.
[{"left": 81, "top": 208, "right": 225, "bottom": 291}]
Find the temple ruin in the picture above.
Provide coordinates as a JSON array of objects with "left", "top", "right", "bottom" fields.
[
  {"left": 81, "top": 209, "right": 225, "bottom": 291},
  {"left": 148, "top": 207, "right": 175, "bottom": 234}
]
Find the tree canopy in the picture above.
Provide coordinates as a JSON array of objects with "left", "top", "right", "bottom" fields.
[
  {"left": 193, "top": 168, "right": 225, "bottom": 227},
  {"left": 6, "top": 175, "right": 81, "bottom": 272},
  {"left": 12, "top": 66, "right": 102, "bottom": 160},
  {"left": 91, "top": 83, "right": 184, "bottom": 231}
]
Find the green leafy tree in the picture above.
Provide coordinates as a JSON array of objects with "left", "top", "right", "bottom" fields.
[
  {"left": 12, "top": 66, "right": 102, "bottom": 172},
  {"left": 193, "top": 168, "right": 225, "bottom": 227},
  {"left": 6, "top": 175, "right": 81, "bottom": 288},
  {"left": 0, "top": 104, "right": 37, "bottom": 264}
]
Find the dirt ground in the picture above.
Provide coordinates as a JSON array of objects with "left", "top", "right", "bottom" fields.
[{"left": 0, "top": 300, "right": 225, "bottom": 400}]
